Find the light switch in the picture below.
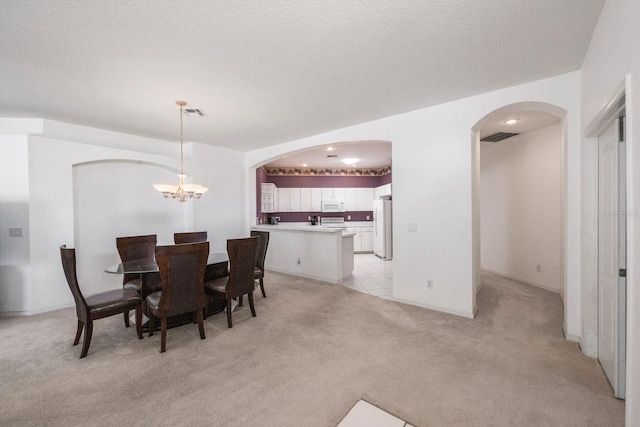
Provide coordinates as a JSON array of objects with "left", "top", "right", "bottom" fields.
[
  {"left": 9, "top": 227, "right": 24, "bottom": 237},
  {"left": 408, "top": 223, "right": 418, "bottom": 232}
]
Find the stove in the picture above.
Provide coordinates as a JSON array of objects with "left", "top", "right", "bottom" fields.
[{"left": 320, "top": 217, "right": 346, "bottom": 228}]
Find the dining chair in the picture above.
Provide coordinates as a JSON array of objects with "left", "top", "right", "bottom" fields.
[
  {"left": 174, "top": 231, "right": 208, "bottom": 244},
  {"left": 116, "top": 234, "right": 161, "bottom": 326},
  {"left": 147, "top": 241, "right": 209, "bottom": 353},
  {"left": 60, "top": 245, "right": 143, "bottom": 358},
  {"left": 250, "top": 230, "right": 269, "bottom": 298},
  {"left": 204, "top": 236, "right": 259, "bottom": 328}
]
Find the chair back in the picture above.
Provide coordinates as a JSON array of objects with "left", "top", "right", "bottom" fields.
[
  {"left": 174, "top": 231, "right": 208, "bottom": 244},
  {"left": 116, "top": 234, "right": 157, "bottom": 285},
  {"left": 155, "top": 241, "right": 209, "bottom": 317},
  {"left": 250, "top": 230, "right": 269, "bottom": 271},
  {"left": 226, "top": 236, "right": 259, "bottom": 299},
  {"left": 60, "top": 245, "right": 88, "bottom": 320}
]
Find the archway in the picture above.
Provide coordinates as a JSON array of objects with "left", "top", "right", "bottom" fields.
[{"left": 471, "top": 102, "right": 568, "bottom": 323}]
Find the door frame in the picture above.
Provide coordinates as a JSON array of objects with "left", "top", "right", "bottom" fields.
[{"left": 582, "top": 78, "right": 628, "bottom": 368}]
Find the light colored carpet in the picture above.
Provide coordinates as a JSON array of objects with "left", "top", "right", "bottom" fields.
[{"left": 0, "top": 271, "right": 624, "bottom": 426}]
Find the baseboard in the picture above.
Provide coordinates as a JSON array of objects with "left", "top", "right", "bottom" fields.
[
  {"left": 481, "top": 269, "right": 560, "bottom": 294},
  {"left": 562, "top": 323, "right": 581, "bottom": 343},
  {"left": 0, "top": 301, "right": 74, "bottom": 317},
  {"left": 392, "top": 296, "right": 476, "bottom": 319}
]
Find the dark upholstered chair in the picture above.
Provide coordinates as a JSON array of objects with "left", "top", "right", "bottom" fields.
[
  {"left": 250, "top": 230, "right": 269, "bottom": 298},
  {"left": 116, "top": 234, "right": 161, "bottom": 326},
  {"left": 60, "top": 245, "right": 143, "bottom": 358},
  {"left": 174, "top": 231, "right": 208, "bottom": 244},
  {"left": 146, "top": 241, "right": 209, "bottom": 353},
  {"left": 204, "top": 237, "right": 259, "bottom": 328}
]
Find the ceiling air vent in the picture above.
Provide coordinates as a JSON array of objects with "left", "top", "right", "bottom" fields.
[
  {"left": 326, "top": 154, "right": 338, "bottom": 158},
  {"left": 480, "top": 132, "right": 519, "bottom": 142},
  {"left": 184, "top": 108, "right": 204, "bottom": 117}
]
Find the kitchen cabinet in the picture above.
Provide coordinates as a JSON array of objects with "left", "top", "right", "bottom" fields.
[
  {"left": 347, "top": 226, "right": 374, "bottom": 253},
  {"left": 374, "top": 183, "right": 392, "bottom": 199},
  {"left": 322, "top": 188, "right": 345, "bottom": 200},
  {"left": 261, "top": 183, "right": 277, "bottom": 213},
  {"left": 360, "top": 226, "right": 374, "bottom": 252},
  {"left": 277, "top": 188, "right": 301, "bottom": 212},
  {"left": 355, "top": 188, "right": 374, "bottom": 211},
  {"left": 300, "top": 188, "right": 322, "bottom": 211},
  {"left": 344, "top": 188, "right": 374, "bottom": 211},
  {"left": 344, "top": 188, "right": 357, "bottom": 211}
]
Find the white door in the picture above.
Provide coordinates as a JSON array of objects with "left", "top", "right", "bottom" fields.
[{"left": 598, "top": 117, "right": 626, "bottom": 399}]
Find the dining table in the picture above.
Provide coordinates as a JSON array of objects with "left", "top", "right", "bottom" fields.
[{"left": 104, "top": 252, "right": 230, "bottom": 329}]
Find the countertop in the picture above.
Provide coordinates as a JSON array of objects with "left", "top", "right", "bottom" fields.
[{"left": 251, "top": 224, "right": 356, "bottom": 237}]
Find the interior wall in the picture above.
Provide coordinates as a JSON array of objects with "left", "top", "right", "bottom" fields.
[
  {"left": 0, "top": 120, "right": 247, "bottom": 315},
  {"left": 480, "top": 122, "right": 564, "bottom": 292},
  {"left": 247, "top": 71, "right": 581, "bottom": 320},
  {"left": 0, "top": 135, "right": 31, "bottom": 313},
  {"left": 580, "top": 0, "right": 639, "bottom": 421},
  {"left": 73, "top": 160, "right": 189, "bottom": 296}
]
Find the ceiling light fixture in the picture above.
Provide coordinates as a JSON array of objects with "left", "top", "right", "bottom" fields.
[
  {"left": 342, "top": 158, "right": 358, "bottom": 165},
  {"left": 153, "top": 100, "right": 208, "bottom": 202},
  {"left": 302, "top": 163, "right": 308, "bottom": 167},
  {"left": 327, "top": 147, "right": 334, "bottom": 151},
  {"left": 503, "top": 118, "right": 520, "bottom": 125}
]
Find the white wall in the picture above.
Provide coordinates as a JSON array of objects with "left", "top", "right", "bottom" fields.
[
  {"left": 580, "top": 0, "right": 640, "bottom": 422},
  {"left": 0, "top": 119, "right": 247, "bottom": 315},
  {"left": 247, "top": 71, "right": 582, "bottom": 321},
  {"left": 0, "top": 134, "right": 31, "bottom": 313},
  {"left": 480, "top": 122, "right": 563, "bottom": 292}
]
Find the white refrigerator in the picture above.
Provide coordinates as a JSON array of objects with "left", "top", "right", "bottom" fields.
[{"left": 373, "top": 199, "right": 392, "bottom": 260}]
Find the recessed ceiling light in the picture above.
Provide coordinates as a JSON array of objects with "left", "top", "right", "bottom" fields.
[
  {"left": 326, "top": 147, "right": 334, "bottom": 151},
  {"left": 342, "top": 158, "right": 358, "bottom": 165},
  {"left": 504, "top": 118, "right": 520, "bottom": 125},
  {"left": 302, "top": 163, "right": 307, "bottom": 167}
]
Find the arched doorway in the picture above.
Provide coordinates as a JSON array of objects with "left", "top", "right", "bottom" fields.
[{"left": 471, "top": 102, "right": 567, "bottom": 322}]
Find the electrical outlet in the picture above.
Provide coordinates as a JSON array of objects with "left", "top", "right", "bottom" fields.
[
  {"left": 427, "top": 279, "right": 433, "bottom": 289},
  {"left": 347, "top": 215, "right": 351, "bottom": 220},
  {"left": 408, "top": 223, "right": 418, "bottom": 232},
  {"left": 536, "top": 264, "right": 541, "bottom": 272},
  {"left": 366, "top": 215, "right": 370, "bottom": 220}
]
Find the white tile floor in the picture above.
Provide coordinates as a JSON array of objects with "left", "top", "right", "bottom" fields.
[
  {"left": 338, "top": 400, "right": 412, "bottom": 427},
  {"left": 341, "top": 254, "right": 393, "bottom": 298}
]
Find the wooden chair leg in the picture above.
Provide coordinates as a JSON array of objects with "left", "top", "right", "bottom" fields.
[
  {"left": 123, "top": 311, "right": 130, "bottom": 327},
  {"left": 238, "top": 295, "right": 243, "bottom": 307},
  {"left": 80, "top": 320, "right": 93, "bottom": 358},
  {"left": 74, "top": 320, "right": 84, "bottom": 346},
  {"left": 259, "top": 277, "right": 266, "bottom": 298},
  {"left": 195, "top": 310, "right": 205, "bottom": 339},
  {"left": 248, "top": 291, "right": 257, "bottom": 317},
  {"left": 160, "top": 317, "right": 167, "bottom": 353},
  {"left": 148, "top": 313, "right": 155, "bottom": 337},
  {"left": 135, "top": 305, "right": 143, "bottom": 340},
  {"left": 226, "top": 299, "right": 233, "bottom": 328}
]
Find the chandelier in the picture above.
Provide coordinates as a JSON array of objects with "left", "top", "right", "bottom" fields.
[{"left": 154, "top": 100, "right": 208, "bottom": 201}]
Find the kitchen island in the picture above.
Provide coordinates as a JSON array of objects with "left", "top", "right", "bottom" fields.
[{"left": 250, "top": 224, "right": 354, "bottom": 284}]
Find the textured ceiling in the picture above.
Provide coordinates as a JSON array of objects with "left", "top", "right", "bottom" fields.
[{"left": 0, "top": 0, "right": 604, "bottom": 151}]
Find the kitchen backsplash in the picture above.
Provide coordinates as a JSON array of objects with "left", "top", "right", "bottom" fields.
[{"left": 260, "top": 211, "right": 373, "bottom": 223}]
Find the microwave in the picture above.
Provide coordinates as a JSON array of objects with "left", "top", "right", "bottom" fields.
[{"left": 321, "top": 199, "right": 346, "bottom": 213}]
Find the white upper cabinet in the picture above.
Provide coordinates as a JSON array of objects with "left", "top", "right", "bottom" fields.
[
  {"left": 288, "top": 188, "right": 301, "bottom": 211},
  {"left": 261, "top": 183, "right": 277, "bottom": 213},
  {"left": 374, "top": 183, "right": 392, "bottom": 199},
  {"left": 356, "top": 188, "right": 374, "bottom": 211},
  {"left": 344, "top": 188, "right": 357, "bottom": 211},
  {"left": 300, "top": 188, "right": 322, "bottom": 211},
  {"left": 321, "top": 188, "right": 345, "bottom": 200},
  {"left": 277, "top": 187, "right": 290, "bottom": 211}
]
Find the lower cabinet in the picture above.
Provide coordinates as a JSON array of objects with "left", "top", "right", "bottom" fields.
[
  {"left": 347, "top": 226, "right": 374, "bottom": 253},
  {"left": 360, "top": 227, "right": 374, "bottom": 252}
]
